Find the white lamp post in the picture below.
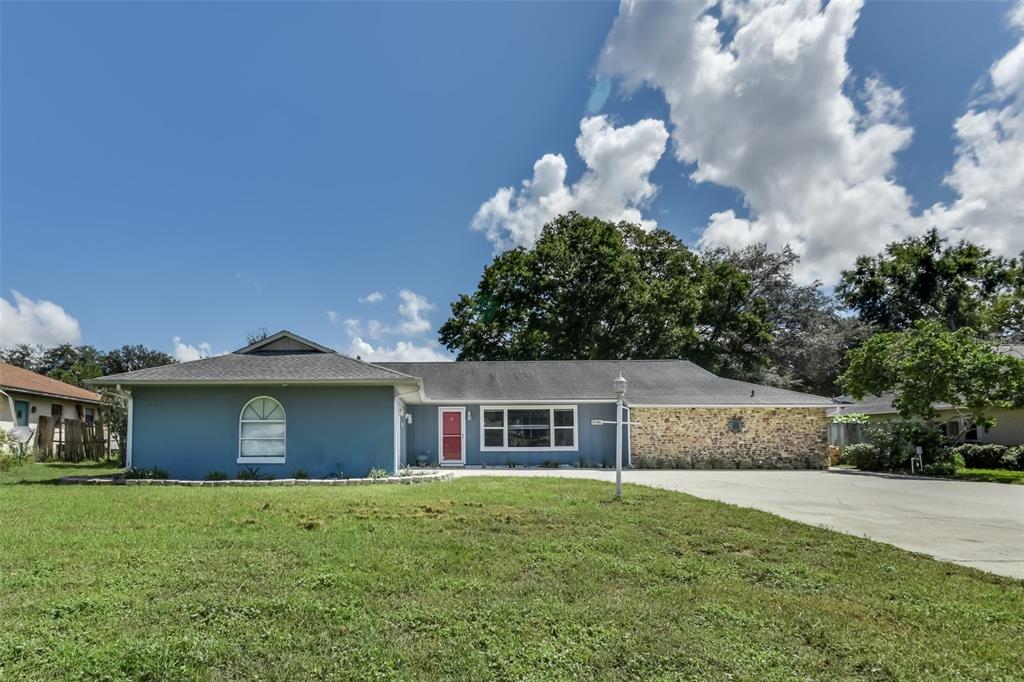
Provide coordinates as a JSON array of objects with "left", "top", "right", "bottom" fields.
[{"left": 613, "top": 373, "right": 627, "bottom": 499}]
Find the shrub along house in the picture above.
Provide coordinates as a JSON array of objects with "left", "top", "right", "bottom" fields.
[
  {"left": 91, "top": 330, "right": 836, "bottom": 479},
  {"left": 830, "top": 344, "right": 1024, "bottom": 447}
]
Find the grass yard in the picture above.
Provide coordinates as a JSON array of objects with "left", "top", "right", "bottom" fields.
[
  {"left": 1, "top": 463, "right": 1022, "bottom": 680},
  {"left": 0, "top": 459, "right": 123, "bottom": 485},
  {"left": 954, "top": 468, "right": 1024, "bottom": 485}
]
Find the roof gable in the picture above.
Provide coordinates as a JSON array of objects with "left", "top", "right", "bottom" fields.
[
  {"left": 91, "top": 331, "right": 419, "bottom": 386},
  {"left": 235, "top": 330, "right": 334, "bottom": 355}
]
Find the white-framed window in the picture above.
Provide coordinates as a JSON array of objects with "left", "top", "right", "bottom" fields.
[
  {"left": 479, "top": 405, "right": 577, "bottom": 451},
  {"left": 239, "top": 396, "right": 286, "bottom": 463}
]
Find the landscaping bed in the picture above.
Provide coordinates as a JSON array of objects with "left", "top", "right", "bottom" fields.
[{"left": 1, "top": 462, "right": 1021, "bottom": 680}]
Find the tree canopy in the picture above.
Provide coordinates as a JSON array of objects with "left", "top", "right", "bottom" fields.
[
  {"left": 836, "top": 228, "right": 1021, "bottom": 337},
  {"left": 841, "top": 320, "right": 1024, "bottom": 425},
  {"left": 1, "top": 343, "right": 175, "bottom": 387},
  {"left": 439, "top": 213, "right": 771, "bottom": 376},
  {"left": 703, "top": 244, "right": 870, "bottom": 395},
  {"left": 245, "top": 327, "right": 270, "bottom": 346}
]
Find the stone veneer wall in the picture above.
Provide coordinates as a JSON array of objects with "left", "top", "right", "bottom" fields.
[{"left": 630, "top": 407, "right": 829, "bottom": 469}]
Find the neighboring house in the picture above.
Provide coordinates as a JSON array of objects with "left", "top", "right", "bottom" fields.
[
  {"left": 91, "top": 330, "right": 836, "bottom": 479},
  {"left": 830, "top": 394, "right": 1024, "bottom": 446},
  {"left": 0, "top": 362, "right": 103, "bottom": 435},
  {"left": 829, "top": 344, "right": 1024, "bottom": 446}
]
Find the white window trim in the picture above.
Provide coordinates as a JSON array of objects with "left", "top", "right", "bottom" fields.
[
  {"left": 479, "top": 405, "right": 578, "bottom": 452},
  {"left": 437, "top": 406, "right": 466, "bottom": 466},
  {"left": 238, "top": 395, "right": 286, "bottom": 464}
]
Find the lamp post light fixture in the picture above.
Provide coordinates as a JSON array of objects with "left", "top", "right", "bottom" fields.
[
  {"left": 591, "top": 374, "right": 638, "bottom": 499},
  {"left": 613, "top": 373, "right": 627, "bottom": 499}
]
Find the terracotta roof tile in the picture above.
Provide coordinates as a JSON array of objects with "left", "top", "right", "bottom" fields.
[{"left": 0, "top": 363, "right": 102, "bottom": 403}]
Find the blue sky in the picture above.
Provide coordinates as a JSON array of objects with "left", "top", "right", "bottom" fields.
[{"left": 2, "top": 1, "right": 1021, "bottom": 361}]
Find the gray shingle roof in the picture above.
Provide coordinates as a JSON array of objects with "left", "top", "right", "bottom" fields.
[
  {"left": 379, "top": 360, "right": 835, "bottom": 406},
  {"left": 91, "top": 351, "right": 419, "bottom": 385},
  {"left": 830, "top": 393, "right": 957, "bottom": 416},
  {"left": 86, "top": 323, "right": 832, "bottom": 406}
]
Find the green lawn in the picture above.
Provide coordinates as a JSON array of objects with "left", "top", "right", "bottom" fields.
[
  {"left": 0, "top": 459, "right": 123, "bottom": 485},
  {"left": 954, "top": 468, "right": 1024, "bottom": 484},
  {"left": 1, "top": 463, "right": 1021, "bottom": 680}
]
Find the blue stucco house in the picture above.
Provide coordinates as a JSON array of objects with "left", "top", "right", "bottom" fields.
[{"left": 91, "top": 330, "right": 835, "bottom": 479}]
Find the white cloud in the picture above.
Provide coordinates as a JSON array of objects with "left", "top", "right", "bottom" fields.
[
  {"left": 394, "top": 289, "right": 433, "bottom": 335},
  {"left": 326, "top": 310, "right": 339, "bottom": 323},
  {"left": 473, "top": 115, "right": 669, "bottom": 250},
  {"left": 346, "top": 336, "right": 452, "bottom": 362},
  {"left": 0, "top": 291, "right": 82, "bottom": 348},
  {"left": 359, "top": 291, "right": 385, "bottom": 304},
  {"left": 172, "top": 336, "right": 213, "bottom": 362},
  {"left": 342, "top": 317, "right": 385, "bottom": 338},
  {"left": 600, "top": 0, "right": 919, "bottom": 284},
  {"left": 861, "top": 75, "right": 906, "bottom": 126},
  {"left": 338, "top": 289, "right": 446, "bottom": 361},
  {"left": 919, "top": 1, "right": 1024, "bottom": 256},
  {"left": 342, "top": 318, "right": 362, "bottom": 336}
]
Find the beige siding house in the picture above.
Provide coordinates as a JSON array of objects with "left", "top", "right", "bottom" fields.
[
  {"left": 830, "top": 344, "right": 1024, "bottom": 447},
  {"left": 0, "top": 362, "right": 102, "bottom": 435}
]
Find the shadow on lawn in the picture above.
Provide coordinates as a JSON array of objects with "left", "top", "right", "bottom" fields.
[{"left": 1, "top": 460, "right": 123, "bottom": 486}]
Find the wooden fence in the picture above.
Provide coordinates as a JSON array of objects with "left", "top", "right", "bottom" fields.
[{"left": 34, "top": 415, "right": 112, "bottom": 462}]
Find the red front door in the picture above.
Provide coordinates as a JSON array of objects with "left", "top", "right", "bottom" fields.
[{"left": 441, "top": 409, "right": 463, "bottom": 464}]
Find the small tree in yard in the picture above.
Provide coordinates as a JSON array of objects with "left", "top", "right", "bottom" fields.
[
  {"left": 841, "top": 320, "right": 1024, "bottom": 430},
  {"left": 96, "top": 345, "right": 175, "bottom": 465},
  {"left": 100, "top": 389, "right": 129, "bottom": 465}
]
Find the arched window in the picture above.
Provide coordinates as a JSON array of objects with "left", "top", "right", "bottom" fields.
[{"left": 239, "top": 396, "right": 286, "bottom": 462}]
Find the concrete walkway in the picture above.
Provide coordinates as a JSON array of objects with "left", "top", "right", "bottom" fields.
[{"left": 453, "top": 468, "right": 1024, "bottom": 579}]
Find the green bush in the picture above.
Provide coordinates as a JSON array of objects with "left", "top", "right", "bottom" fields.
[
  {"left": 292, "top": 469, "right": 310, "bottom": 480},
  {"left": 124, "top": 466, "right": 169, "bottom": 480},
  {"left": 952, "top": 443, "right": 1007, "bottom": 469},
  {"left": 842, "top": 443, "right": 883, "bottom": 470},
  {"left": 236, "top": 465, "right": 265, "bottom": 481},
  {"left": 0, "top": 451, "right": 18, "bottom": 473},
  {"left": 999, "top": 446, "right": 1023, "bottom": 471},
  {"left": 853, "top": 421, "right": 945, "bottom": 472},
  {"left": 204, "top": 471, "right": 228, "bottom": 481},
  {"left": 921, "top": 448, "right": 964, "bottom": 476},
  {"left": 367, "top": 467, "right": 389, "bottom": 479}
]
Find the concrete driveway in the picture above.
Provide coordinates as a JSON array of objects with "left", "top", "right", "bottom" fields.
[{"left": 453, "top": 468, "right": 1024, "bottom": 579}]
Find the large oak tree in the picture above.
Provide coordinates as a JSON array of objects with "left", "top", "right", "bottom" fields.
[
  {"left": 703, "top": 244, "right": 871, "bottom": 395},
  {"left": 439, "top": 213, "right": 771, "bottom": 377},
  {"left": 837, "top": 228, "right": 1022, "bottom": 338}
]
